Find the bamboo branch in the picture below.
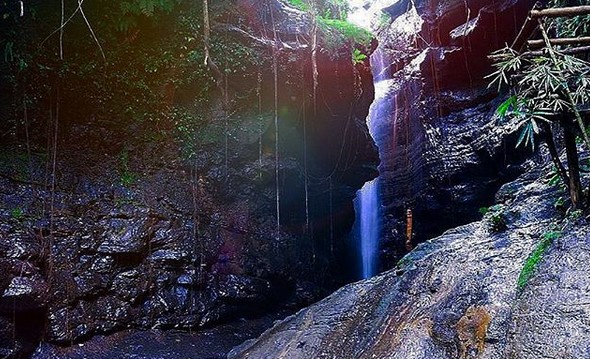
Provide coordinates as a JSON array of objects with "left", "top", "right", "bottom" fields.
[
  {"left": 530, "top": 6, "right": 590, "bottom": 19},
  {"left": 528, "top": 45, "right": 590, "bottom": 56},
  {"left": 488, "top": 45, "right": 590, "bottom": 61},
  {"left": 528, "top": 37, "right": 590, "bottom": 48}
]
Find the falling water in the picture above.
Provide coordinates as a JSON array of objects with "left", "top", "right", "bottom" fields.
[
  {"left": 353, "top": 47, "right": 390, "bottom": 279},
  {"left": 356, "top": 179, "right": 381, "bottom": 279}
]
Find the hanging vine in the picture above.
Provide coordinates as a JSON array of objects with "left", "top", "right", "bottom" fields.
[{"left": 269, "top": 1, "right": 281, "bottom": 241}]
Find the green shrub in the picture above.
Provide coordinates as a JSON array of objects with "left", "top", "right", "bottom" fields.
[{"left": 567, "top": 209, "right": 583, "bottom": 221}]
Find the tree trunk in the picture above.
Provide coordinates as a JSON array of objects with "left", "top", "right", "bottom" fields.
[
  {"left": 542, "top": 122, "right": 569, "bottom": 188},
  {"left": 564, "top": 126, "right": 583, "bottom": 209}
]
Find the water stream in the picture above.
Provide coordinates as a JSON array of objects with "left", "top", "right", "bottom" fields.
[
  {"left": 354, "top": 47, "right": 390, "bottom": 279},
  {"left": 356, "top": 179, "right": 381, "bottom": 279}
]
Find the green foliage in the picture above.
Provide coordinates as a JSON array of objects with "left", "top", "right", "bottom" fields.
[
  {"left": 286, "top": 0, "right": 310, "bottom": 11},
  {"left": 566, "top": 208, "right": 583, "bottom": 221},
  {"left": 546, "top": 167, "right": 562, "bottom": 187},
  {"left": 553, "top": 196, "right": 566, "bottom": 210},
  {"left": 286, "top": 0, "right": 372, "bottom": 54},
  {"left": 118, "top": 149, "right": 137, "bottom": 187},
  {"left": 396, "top": 255, "right": 412, "bottom": 267},
  {"left": 549, "top": 0, "right": 590, "bottom": 37},
  {"left": 317, "top": 16, "right": 373, "bottom": 50},
  {"left": 517, "top": 231, "right": 558, "bottom": 290},
  {"left": 286, "top": 0, "right": 349, "bottom": 18},
  {"left": 10, "top": 207, "right": 24, "bottom": 221},
  {"left": 377, "top": 12, "right": 391, "bottom": 29},
  {"left": 1, "top": 0, "right": 269, "bottom": 163},
  {"left": 117, "top": 0, "right": 180, "bottom": 31},
  {"left": 120, "top": 0, "right": 179, "bottom": 16},
  {"left": 481, "top": 205, "right": 506, "bottom": 232},
  {"left": 352, "top": 48, "right": 367, "bottom": 65},
  {"left": 488, "top": 47, "right": 590, "bottom": 150}
]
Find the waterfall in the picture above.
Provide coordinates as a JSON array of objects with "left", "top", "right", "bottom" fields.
[
  {"left": 356, "top": 179, "right": 381, "bottom": 279},
  {"left": 353, "top": 47, "right": 390, "bottom": 279}
]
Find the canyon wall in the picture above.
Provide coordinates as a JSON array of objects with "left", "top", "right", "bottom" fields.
[
  {"left": 0, "top": 1, "right": 378, "bottom": 357},
  {"left": 367, "top": 0, "right": 536, "bottom": 262}
]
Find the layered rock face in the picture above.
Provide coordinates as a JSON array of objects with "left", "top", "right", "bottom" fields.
[
  {"left": 228, "top": 157, "right": 590, "bottom": 359},
  {"left": 366, "top": 0, "right": 536, "bottom": 261},
  {"left": 0, "top": 1, "right": 378, "bottom": 357}
]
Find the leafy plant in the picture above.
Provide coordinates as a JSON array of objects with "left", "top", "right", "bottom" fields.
[
  {"left": 487, "top": 6, "right": 590, "bottom": 209},
  {"left": 553, "top": 196, "right": 566, "bottom": 210},
  {"left": 289, "top": 0, "right": 372, "bottom": 54},
  {"left": 488, "top": 49, "right": 589, "bottom": 149},
  {"left": 517, "top": 231, "right": 559, "bottom": 290},
  {"left": 352, "top": 48, "right": 367, "bottom": 65},
  {"left": 548, "top": 0, "right": 590, "bottom": 37},
  {"left": 377, "top": 12, "right": 391, "bottom": 29},
  {"left": 566, "top": 208, "right": 583, "bottom": 221},
  {"left": 286, "top": 0, "right": 310, "bottom": 11}
]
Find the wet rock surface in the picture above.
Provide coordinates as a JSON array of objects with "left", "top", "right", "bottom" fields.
[
  {"left": 33, "top": 311, "right": 288, "bottom": 359},
  {"left": 369, "top": 0, "right": 537, "bottom": 260},
  {"left": 0, "top": 1, "right": 377, "bottom": 357},
  {"left": 229, "top": 161, "right": 590, "bottom": 359}
]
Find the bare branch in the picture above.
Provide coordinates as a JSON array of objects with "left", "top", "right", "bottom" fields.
[
  {"left": 530, "top": 6, "right": 590, "bottom": 19},
  {"left": 77, "top": 0, "right": 106, "bottom": 60}
]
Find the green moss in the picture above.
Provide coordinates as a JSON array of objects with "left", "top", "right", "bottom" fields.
[
  {"left": 352, "top": 48, "right": 368, "bottom": 64},
  {"left": 10, "top": 207, "right": 24, "bottom": 221},
  {"left": 118, "top": 149, "right": 137, "bottom": 187},
  {"left": 377, "top": 12, "right": 391, "bottom": 29},
  {"left": 480, "top": 204, "right": 506, "bottom": 232},
  {"left": 517, "top": 231, "right": 559, "bottom": 290},
  {"left": 286, "top": 0, "right": 310, "bottom": 11},
  {"left": 396, "top": 255, "right": 412, "bottom": 267}
]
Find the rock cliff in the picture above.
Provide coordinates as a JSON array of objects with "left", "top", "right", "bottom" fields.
[
  {"left": 0, "top": 1, "right": 378, "bottom": 357},
  {"left": 228, "top": 156, "right": 590, "bottom": 359},
  {"left": 364, "top": 0, "right": 537, "bottom": 261}
]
